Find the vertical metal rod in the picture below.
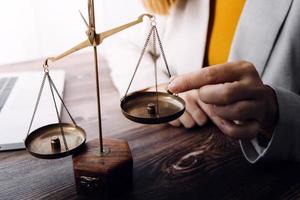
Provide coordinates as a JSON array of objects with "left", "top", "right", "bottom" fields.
[
  {"left": 93, "top": 46, "right": 104, "bottom": 153},
  {"left": 88, "top": 0, "right": 103, "bottom": 153}
]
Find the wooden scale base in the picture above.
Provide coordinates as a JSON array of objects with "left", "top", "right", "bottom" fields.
[{"left": 72, "top": 138, "right": 133, "bottom": 197}]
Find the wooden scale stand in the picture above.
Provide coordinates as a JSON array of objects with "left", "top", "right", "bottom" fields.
[{"left": 24, "top": 0, "right": 185, "bottom": 198}]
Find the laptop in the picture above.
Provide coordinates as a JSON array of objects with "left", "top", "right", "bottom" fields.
[{"left": 0, "top": 70, "right": 65, "bottom": 151}]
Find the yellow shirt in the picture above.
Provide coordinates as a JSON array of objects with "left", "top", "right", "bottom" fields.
[{"left": 205, "top": 0, "right": 246, "bottom": 66}]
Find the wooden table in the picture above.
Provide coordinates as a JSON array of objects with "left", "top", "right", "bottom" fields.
[{"left": 1, "top": 53, "right": 300, "bottom": 200}]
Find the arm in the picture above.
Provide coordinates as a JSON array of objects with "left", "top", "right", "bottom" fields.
[{"left": 104, "top": 17, "right": 170, "bottom": 96}]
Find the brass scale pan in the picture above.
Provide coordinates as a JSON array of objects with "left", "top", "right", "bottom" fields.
[
  {"left": 121, "top": 91, "right": 185, "bottom": 124},
  {"left": 24, "top": 72, "right": 87, "bottom": 159},
  {"left": 25, "top": 123, "right": 86, "bottom": 159}
]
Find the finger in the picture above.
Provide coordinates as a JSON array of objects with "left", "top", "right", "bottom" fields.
[
  {"left": 213, "top": 100, "right": 262, "bottom": 121},
  {"left": 179, "top": 112, "right": 196, "bottom": 128},
  {"left": 197, "top": 99, "right": 215, "bottom": 118},
  {"left": 217, "top": 119, "right": 260, "bottom": 139},
  {"left": 198, "top": 81, "right": 261, "bottom": 105},
  {"left": 169, "top": 119, "right": 181, "bottom": 127},
  {"left": 198, "top": 100, "right": 260, "bottom": 139},
  {"left": 168, "top": 62, "right": 252, "bottom": 93},
  {"left": 191, "top": 108, "right": 208, "bottom": 126},
  {"left": 186, "top": 101, "right": 208, "bottom": 126}
]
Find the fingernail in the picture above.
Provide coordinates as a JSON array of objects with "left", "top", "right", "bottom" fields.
[
  {"left": 220, "top": 119, "right": 226, "bottom": 126},
  {"left": 167, "top": 89, "right": 173, "bottom": 95},
  {"left": 197, "top": 117, "right": 208, "bottom": 126},
  {"left": 169, "top": 76, "right": 176, "bottom": 83},
  {"left": 168, "top": 81, "right": 177, "bottom": 93}
]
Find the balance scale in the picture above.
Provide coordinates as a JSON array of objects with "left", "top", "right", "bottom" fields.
[{"left": 24, "top": 0, "right": 185, "bottom": 197}]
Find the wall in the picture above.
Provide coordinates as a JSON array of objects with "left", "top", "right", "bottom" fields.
[{"left": 0, "top": 0, "right": 144, "bottom": 65}]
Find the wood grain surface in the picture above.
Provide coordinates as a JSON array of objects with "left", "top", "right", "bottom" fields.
[{"left": 1, "top": 53, "right": 300, "bottom": 200}]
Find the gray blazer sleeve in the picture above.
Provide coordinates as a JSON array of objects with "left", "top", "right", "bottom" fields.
[{"left": 240, "top": 86, "right": 300, "bottom": 163}]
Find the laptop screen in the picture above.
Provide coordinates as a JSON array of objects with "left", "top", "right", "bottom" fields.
[{"left": 0, "top": 70, "right": 65, "bottom": 151}]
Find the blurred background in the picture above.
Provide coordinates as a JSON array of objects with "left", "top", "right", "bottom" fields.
[{"left": 0, "top": 0, "right": 145, "bottom": 65}]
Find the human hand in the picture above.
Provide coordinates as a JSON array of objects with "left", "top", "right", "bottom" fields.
[
  {"left": 167, "top": 61, "right": 278, "bottom": 140},
  {"left": 146, "top": 84, "right": 208, "bottom": 128},
  {"left": 169, "top": 89, "right": 208, "bottom": 128}
]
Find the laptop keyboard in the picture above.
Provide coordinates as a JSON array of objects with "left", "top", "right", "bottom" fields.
[{"left": 0, "top": 77, "right": 18, "bottom": 112}]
